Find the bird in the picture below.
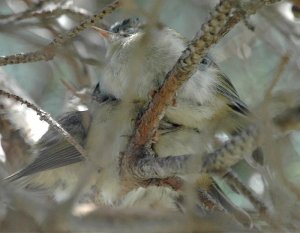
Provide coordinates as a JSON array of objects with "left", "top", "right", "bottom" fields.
[
  {"left": 92, "top": 17, "right": 260, "bottom": 225},
  {"left": 96, "top": 17, "right": 252, "bottom": 136},
  {"left": 2, "top": 86, "right": 118, "bottom": 201},
  {"left": 93, "top": 17, "right": 260, "bottom": 160},
  {"left": 3, "top": 17, "right": 258, "bottom": 226}
]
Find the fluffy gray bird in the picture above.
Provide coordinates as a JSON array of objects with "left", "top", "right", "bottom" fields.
[
  {"left": 3, "top": 111, "right": 91, "bottom": 195},
  {"left": 3, "top": 86, "right": 117, "bottom": 198},
  {"left": 92, "top": 17, "right": 258, "bottom": 224},
  {"left": 94, "top": 17, "right": 259, "bottom": 161}
]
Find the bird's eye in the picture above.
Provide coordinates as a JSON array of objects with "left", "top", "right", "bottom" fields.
[
  {"left": 199, "top": 56, "right": 212, "bottom": 71},
  {"left": 200, "top": 57, "right": 211, "bottom": 66},
  {"left": 122, "top": 19, "right": 131, "bottom": 26},
  {"left": 110, "top": 17, "right": 142, "bottom": 37},
  {"left": 120, "top": 32, "right": 130, "bottom": 37}
]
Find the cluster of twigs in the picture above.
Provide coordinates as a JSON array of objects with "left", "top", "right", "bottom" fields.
[{"left": 1, "top": 0, "right": 300, "bottom": 232}]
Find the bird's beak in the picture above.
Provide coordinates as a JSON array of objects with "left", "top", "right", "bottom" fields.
[{"left": 92, "top": 26, "right": 114, "bottom": 41}]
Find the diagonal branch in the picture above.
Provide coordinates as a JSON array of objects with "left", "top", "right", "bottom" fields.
[{"left": 0, "top": 0, "right": 120, "bottom": 66}]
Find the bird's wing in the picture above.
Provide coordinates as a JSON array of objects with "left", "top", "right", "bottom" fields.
[
  {"left": 197, "top": 54, "right": 249, "bottom": 116},
  {"left": 214, "top": 71, "right": 249, "bottom": 116},
  {"left": 4, "top": 111, "right": 89, "bottom": 182},
  {"left": 5, "top": 142, "right": 84, "bottom": 182}
]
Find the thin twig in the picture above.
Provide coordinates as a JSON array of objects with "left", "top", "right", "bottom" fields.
[
  {"left": 0, "top": 0, "right": 120, "bottom": 66},
  {"left": 264, "top": 53, "right": 289, "bottom": 101},
  {"left": 259, "top": 53, "right": 290, "bottom": 133},
  {"left": 0, "top": 89, "right": 87, "bottom": 158},
  {"left": 0, "top": 5, "right": 91, "bottom": 24},
  {"left": 224, "top": 170, "right": 267, "bottom": 213}
]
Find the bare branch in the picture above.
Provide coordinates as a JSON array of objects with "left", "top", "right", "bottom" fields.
[
  {"left": 0, "top": 89, "right": 87, "bottom": 158},
  {"left": 264, "top": 53, "right": 289, "bottom": 101},
  {"left": 0, "top": 5, "right": 91, "bottom": 24},
  {"left": 224, "top": 170, "right": 267, "bottom": 213},
  {"left": 0, "top": 0, "right": 120, "bottom": 66}
]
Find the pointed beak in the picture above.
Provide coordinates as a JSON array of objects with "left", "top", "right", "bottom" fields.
[{"left": 92, "top": 26, "right": 113, "bottom": 40}]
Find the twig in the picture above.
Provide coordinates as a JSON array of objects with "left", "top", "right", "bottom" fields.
[
  {"left": 0, "top": 5, "right": 91, "bottom": 24},
  {"left": 264, "top": 53, "right": 289, "bottom": 101},
  {"left": 0, "top": 0, "right": 120, "bottom": 66},
  {"left": 223, "top": 170, "right": 267, "bottom": 213},
  {"left": 0, "top": 89, "right": 87, "bottom": 158}
]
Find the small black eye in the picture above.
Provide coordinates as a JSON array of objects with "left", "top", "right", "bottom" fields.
[
  {"left": 110, "top": 17, "right": 142, "bottom": 36},
  {"left": 120, "top": 32, "right": 130, "bottom": 37},
  {"left": 122, "top": 19, "right": 130, "bottom": 26},
  {"left": 201, "top": 57, "right": 210, "bottom": 65},
  {"left": 199, "top": 56, "right": 212, "bottom": 71}
]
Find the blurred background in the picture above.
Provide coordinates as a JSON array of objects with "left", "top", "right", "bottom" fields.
[{"left": 0, "top": 0, "right": 300, "bottom": 232}]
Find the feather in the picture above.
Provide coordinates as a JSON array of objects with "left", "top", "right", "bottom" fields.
[{"left": 4, "top": 111, "right": 90, "bottom": 182}]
